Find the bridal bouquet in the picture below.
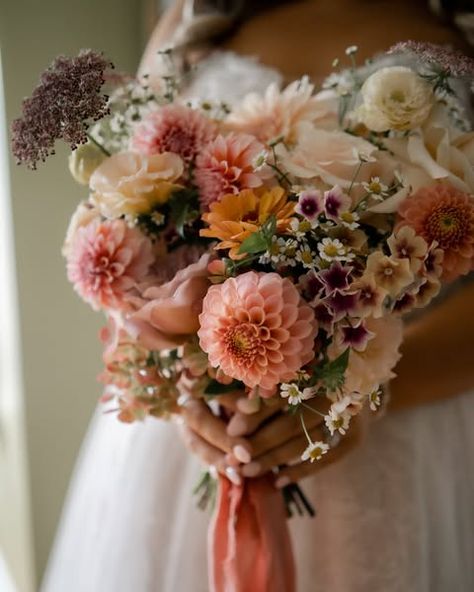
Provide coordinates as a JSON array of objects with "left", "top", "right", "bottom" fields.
[{"left": 12, "top": 42, "right": 474, "bottom": 591}]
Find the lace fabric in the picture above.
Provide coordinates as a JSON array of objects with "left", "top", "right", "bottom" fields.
[{"left": 42, "top": 46, "right": 474, "bottom": 592}]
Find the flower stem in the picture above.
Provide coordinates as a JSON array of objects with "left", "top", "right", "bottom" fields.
[
  {"left": 299, "top": 411, "right": 313, "bottom": 445},
  {"left": 300, "top": 402, "right": 326, "bottom": 418},
  {"left": 86, "top": 132, "right": 111, "bottom": 156}
]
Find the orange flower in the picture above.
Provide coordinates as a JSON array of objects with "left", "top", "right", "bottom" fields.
[{"left": 200, "top": 187, "right": 295, "bottom": 259}]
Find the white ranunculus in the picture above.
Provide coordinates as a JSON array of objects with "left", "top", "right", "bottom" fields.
[
  {"left": 357, "top": 66, "right": 434, "bottom": 132},
  {"left": 68, "top": 142, "right": 107, "bottom": 185}
]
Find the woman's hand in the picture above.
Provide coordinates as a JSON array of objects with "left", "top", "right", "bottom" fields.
[
  {"left": 175, "top": 394, "right": 254, "bottom": 485},
  {"left": 227, "top": 397, "right": 367, "bottom": 487}
]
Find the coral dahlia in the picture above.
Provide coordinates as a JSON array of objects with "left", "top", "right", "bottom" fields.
[
  {"left": 198, "top": 271, "right": 318, "bottom": 395},
  {"left": 398, "top": 183, "right": 474, "bottom": 281}
]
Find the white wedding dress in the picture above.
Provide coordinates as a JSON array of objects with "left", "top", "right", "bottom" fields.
[{"left": 42, "top": 51, "right": 474, "bottom": 592}]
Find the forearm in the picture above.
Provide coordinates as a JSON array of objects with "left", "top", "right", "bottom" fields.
[{"left": 389, "top": 283, "right": 474, "bottom": 412}]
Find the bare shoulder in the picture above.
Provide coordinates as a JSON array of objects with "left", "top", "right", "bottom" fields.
[{"left": 221, "top": 0, "right": 467, "bottom": 80}]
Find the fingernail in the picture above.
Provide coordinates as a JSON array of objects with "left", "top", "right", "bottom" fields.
[
  {"left": 225, "top": 466, "right": 242, "bottom": 486},
  {"left": 275, "top": 476, "right": 291, "bottom": 489},
  {"left": 242, "top": 461, "right": 261, "bottom": 477},
  {"left": 233, "top": 445, "right": 251, "bottom": 464},
  {"left": 237, "top": 398, "right": 261, "bottom": 414},
  {"left": 227, "top": 415, "right": 248, "bottom": 437}
]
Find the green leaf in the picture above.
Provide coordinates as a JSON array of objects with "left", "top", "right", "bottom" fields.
[
  {"left": 238, "top": 215, "right": 277, "bottom": 256},
  {"left": 204, "top": 379, "right": 243, "bottom": 396},
  {"left": 168, "top": 188, "right": 199, "bottom": 238},
  {"left": 320, "top": 348, "right": 350, "bottom": 391},
  {"left": 238, "top": 230, "right": 269, "bottom": 255}
]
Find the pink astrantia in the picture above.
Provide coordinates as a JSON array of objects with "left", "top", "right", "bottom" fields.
[
  {"left": 130, "top": 104, "right": 216, "bottom": 163},
  {"left": 194, "top": 132, "right": 269, "bottom": 208},
  {"left": 198, "top": 271, "right": 318, "bottom": 395},
  {"left": 67, "top": 219, "right": 154, "bottom": 311}
]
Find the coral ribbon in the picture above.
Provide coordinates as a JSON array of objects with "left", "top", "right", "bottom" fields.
[{"left": 209, "top": 474, "right": 296, "bottom": 592}]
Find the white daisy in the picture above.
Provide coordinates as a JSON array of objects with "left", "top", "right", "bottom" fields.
[{"left": 301, "top": 441, "right": 330, "bottom": 463}]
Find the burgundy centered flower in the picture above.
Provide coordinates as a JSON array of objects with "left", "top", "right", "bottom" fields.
[
  {"left": 326, "top": 290, "right": 358, "bottom": 321},
  {"left": 320, "top": 262, "right": 353, "bottom": 294},
  {"left": 11, "top": 50, "right": 113, "bottom": 169}
]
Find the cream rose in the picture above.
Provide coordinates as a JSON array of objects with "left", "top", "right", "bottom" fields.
[
  {"left": 357, "top": 66, "right": 434, "bottom": 132},
  {"left": 90, "top": 151, "right": 184, "bottom": 218},
  {"left": 69, "top": 142, "right": 108, "bottom": 185}
]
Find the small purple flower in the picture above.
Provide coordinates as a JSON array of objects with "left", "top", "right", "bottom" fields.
[
  {"left": 326, "top": 290, "right": 358, "bottom": 321},
  {"left": 295, "top": 189, "right": 324, "bottom": 224},
  {"left": 388, "top": 41, "right": 474, "bottom": 79},
  {"left": 324, "top": 186, "right": 351, "bottom": 221},
  {"left": 340, "top": 321, "right": 374, "bottom": 351},
  {"left": 320, "top": 262, "right": 353, "bottom": 294},
  {"left": 299, "top": 270, "right": 324, "bottom": 301},
  {"left": 11, "top": 49, "right": 113, "bottom": 169}
]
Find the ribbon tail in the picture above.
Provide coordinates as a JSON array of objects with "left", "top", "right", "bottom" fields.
[{"left": 209, "top": 474, "right": 296, "bottom": 592}]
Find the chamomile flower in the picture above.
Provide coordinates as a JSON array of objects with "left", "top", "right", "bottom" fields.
[
  {"left": 301, "top": 441, "right": 330, "bottom": 463},
  {"left": 290, "top": 217, "right": 313, "bottom": 238},
  {"left": 369, "top": 389, "right": 382, "bottom": 411},
  {"left": 362, "top": 176, "right": 389, "bottom": 199},
  {"left": 325, "top": 405, "right": 351, "bottom": 435},
  {"left": 296, "top": 244, "right": 317, "bottom": 268},
  {"left": 318, "top": 237, "right": 348, "bottom": 262},
  {"left": 340, "top": 210, "right": 360, "bottom": 230},
  {"left": 280, "top": 383, "right": 305, "bottom": 405}
]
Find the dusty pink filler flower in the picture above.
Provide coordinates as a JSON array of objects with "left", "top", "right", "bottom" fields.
[
  {"left": 194, "top": 133, "right": 268, "bottom": 208},
  {"left": 198, "top": 271, "right": 318, "bottom": 396},
  {"left": 67, "top": 219, "right": 153, "bottom": 311},
  {"left": 130, "top": 104, "right": 216, "bottom": 162}
]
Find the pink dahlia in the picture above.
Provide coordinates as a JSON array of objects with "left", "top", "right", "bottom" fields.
[
  {"left": 198, "top": 271, "right": 318, "bottom": 395},
  {"left": 67, "top": 219, "right": 154, "bottom": 311},
  {"left": 194, "top": 132, "right": 269, "bottom": 208},
  {"left": 130, "top": 104, "right": 216, "bottom": 162},
  {"left": 398, "top": 183, "right": 474, "bottom": 281}
]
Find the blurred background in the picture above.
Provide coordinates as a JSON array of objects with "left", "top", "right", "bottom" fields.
[{"left": 0, "top": 1, "right": 162, "bottom": 590}]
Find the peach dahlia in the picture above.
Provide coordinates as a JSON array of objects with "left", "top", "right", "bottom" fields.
[{"left": 198, "top": 271, "right": 318, "bottom": 396}]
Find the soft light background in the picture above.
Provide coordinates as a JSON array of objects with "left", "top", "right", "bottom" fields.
[{"left": 0, "top": 1, "right": 160, "bottom": 589}]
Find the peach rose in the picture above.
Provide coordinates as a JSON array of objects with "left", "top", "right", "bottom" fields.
[
  {"left": 90, "top": 151, "right": 184, "bottom": 218},
  {"left": 279, "top": 122, "right": 377, "bottom": 189},
  {"left": 126, "top": 253, "right": 211, "bottom": 350}
]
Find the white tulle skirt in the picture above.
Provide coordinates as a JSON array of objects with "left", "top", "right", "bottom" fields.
[{"left": 42, "top": 389, "right": 474, "bottom": 592}]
